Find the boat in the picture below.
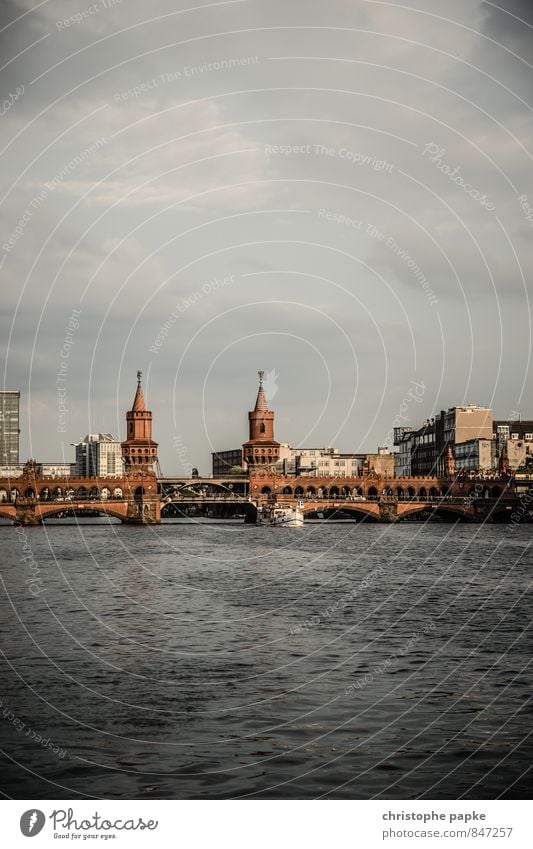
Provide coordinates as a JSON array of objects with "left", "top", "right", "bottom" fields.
[{"left": 256, "top": 500, "right": 304, "bottom": 527}]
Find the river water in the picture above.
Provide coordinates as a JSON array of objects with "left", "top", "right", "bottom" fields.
[{"left": 0, "top": 519, "right": 531, "bottom": 799}]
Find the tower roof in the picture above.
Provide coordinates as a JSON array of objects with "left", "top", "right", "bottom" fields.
[
  {"left": 253, "top": 370, "right": 269, "bottom": 412},
  {"left": 132, "top": 370, "right": 146, "bottom": 412}
]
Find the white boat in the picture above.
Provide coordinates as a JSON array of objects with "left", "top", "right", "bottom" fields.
[{"left": 256, "top": 501, "right": 304, "bottom": 527}]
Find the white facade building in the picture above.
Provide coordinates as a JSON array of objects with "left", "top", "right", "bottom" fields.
[{"left": 74, "top": 433, "right": 124, "bottom": 477}]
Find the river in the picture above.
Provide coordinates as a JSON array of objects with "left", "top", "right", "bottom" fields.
[{"left": 0, "top": 520, "right": 531, "bottom": 799}]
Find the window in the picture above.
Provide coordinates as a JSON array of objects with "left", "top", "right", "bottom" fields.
[
  {"left": 525, "top": 433, "right": 533, "bottom": 441},
  {"left": 512, "top": 433, "right": 519, "bottom": 440},
  {"left": 260, "top": 423, "right": 265, "bottom": 433}
]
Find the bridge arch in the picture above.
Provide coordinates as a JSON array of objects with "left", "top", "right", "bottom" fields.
[
  {"left": 40, "top": 504, "right": 126, "bottom": 522},
  {"left": 302, "top": 503, "right": 378, "bottom": 522}
]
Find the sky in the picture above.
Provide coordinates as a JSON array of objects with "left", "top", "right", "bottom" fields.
[{"left": 1, "top": 0, "right": 533, "bottom": 474}]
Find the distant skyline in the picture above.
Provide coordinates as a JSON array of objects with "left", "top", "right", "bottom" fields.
[{"left": 2, "top": 0, "right": 533, "bottom": 474}]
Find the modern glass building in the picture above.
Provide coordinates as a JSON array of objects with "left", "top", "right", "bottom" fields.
[{"left": 0, "top": 391, "right": 20, "bottom": 465}]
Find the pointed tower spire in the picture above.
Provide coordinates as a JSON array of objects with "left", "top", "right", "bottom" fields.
[
  {"left": 132, "top": 370, "right": 146, "bottom": 412},
  {"left": 254, "top": 370, "right": 269, "bottom": 412}
]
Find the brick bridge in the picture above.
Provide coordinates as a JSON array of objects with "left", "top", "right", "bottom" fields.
[
  {"left": 0, "top": 464, "right": 160, "bottom": 525},
  {"left": 0, "top": 465, "right": 526, "bottom": 526},
  {"left": 248, "top": 470, "right": 520, "bottom": 523}
]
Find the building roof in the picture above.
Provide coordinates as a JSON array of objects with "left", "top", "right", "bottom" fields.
[{"left": 81, "top": 433, "right": 119, "bottom": 443}]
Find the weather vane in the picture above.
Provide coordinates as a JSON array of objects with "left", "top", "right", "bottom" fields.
[
  {"left": 258, "top": 370, "right": 264, "bottom": 384},
  {"left": 137, "top": 370, "right": 142, "bottom": 384}
]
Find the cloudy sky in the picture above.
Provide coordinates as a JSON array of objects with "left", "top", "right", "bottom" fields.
[{"left": 1, "top": 0, "right": 532, "bottom": 473}]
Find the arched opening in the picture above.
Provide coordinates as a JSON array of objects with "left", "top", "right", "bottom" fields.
[
  {"left": 101, "top": 487, "right": 111, "bottom": 500},
  {"left": 89, "top": 486, "right": 99, "bottom": 499},
  {"left": 113, "top": 487, "right": 123, "bottom": 499},
  {"left": 329, "top": 486, "right": 339, "bottom": 498},
  {"left": 134, "top": 486, "right": 145, "bottom": 500},
  {"left": 419, "top": 487, "right": 427, "bottom": 498},
  {"left": 341, "top": 486, "right": 350, "bottom": 497},
  {"left": 40, "top": 487, "right": 50, "bottom": 502},
  {"left": 25, "top": 487, "right": 35, "bottom": 499},
  {"left": 0, "top": 488, "right": 8, "bottom": 503},
  {"left": 77, "top": 486, "right": 87, "bottom": 499},
  {"left": 260, "top": 422, "right": 265, "bottom": 433},
  {"left": 396, "top": 487, "right": 404, "bottom": 499},
  {"left": 283, "top": 486, "right": 293, "bottom": 495},
  {"left": 408, "top": 487, "right": 416, "bottom": 499},
  {"left": 306, "top": 486, "right": 316, "bottom": 496},
  {"left": 295, "top": 486, "right": 304, "bottom": 496},
  {"left": 383, "top": 487, "right": 393, "bottom": 496},
  {"left": 368, "top": 486, "right": 378, "bottom": 499},
  {"left": 53, "top": 487, "right": 62, "bottom": 500},
  {"left": 261, "top": 486, "right": 271, "bottom": 494},
  {"left": 11, "top": 487, "right": 20, "bottom": 502},
  {"left": 354, "top": 487, "right": 363, "bottom": 497},
  {"left": 429, "top": 487, "right": 439, "bottom": 498}
]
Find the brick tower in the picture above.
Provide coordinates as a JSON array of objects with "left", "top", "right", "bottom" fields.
[
  {"left": 242, "top": 371, "right": 280, "bottom": 467},
  {"left": 121, "top": 371, "right": 158, "bottom": 470},
  {"left": 444, "top": 443, "right": 456, "bottom": 477}
]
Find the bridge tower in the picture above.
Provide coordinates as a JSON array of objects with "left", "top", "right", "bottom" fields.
[
  {"left": 242, "top": 371, "right": 280, "bottom": 467},
  {"left": 498, "top": 446, "right": 509, "bottom": 476},
  {"left": 444, "top": 443, "right": 456, "bottom": 477},
  {"left": 121, "top": 371, "right": 159, "bottom": 471}
]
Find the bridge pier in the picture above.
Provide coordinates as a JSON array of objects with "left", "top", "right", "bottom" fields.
[
  {"left": 123, "top": 498, "right": 161, "bottom": 525},
  {"left": 379, "top": 498, "right": 398, "bottom": 523},
  {"left": 14, "top": 502, "right": 41, "bottom": 526}
]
